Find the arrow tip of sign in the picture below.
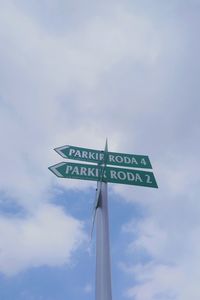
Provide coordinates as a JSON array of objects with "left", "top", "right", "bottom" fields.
[
  {"left": 48, "top": 162, "right": 66, "bottom": 177},
  {"left": 54, "top": 147, "right": 60, "bottom": 153},
  {"left": 54, "top": 145, "right": 69, "bottom": 158}
]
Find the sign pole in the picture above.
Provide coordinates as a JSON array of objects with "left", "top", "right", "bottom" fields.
[
  {"left": 95, "top": 181, "right": 112, "bottom": 300},
  {"left": 49, "top": 141, "right": 158, "bottom": 300}
]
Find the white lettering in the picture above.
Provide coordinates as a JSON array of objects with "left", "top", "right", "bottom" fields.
[
  {"left": 118, "top": 171, "right": 126, "bottom": 180},
  {"left": 88, "top": 168, "right": 95, "bottom": 177},
  {"left": 80, "top": 167, "right": 87, "bottom": 176},
  {"left": 66, "top": 166, "right": 73, "bottom": 174},
  {"left": 145, "top": 174, "right": 152, "bottom": 184},
  {"left": 74, "top": 150, "right": 81, "bottom": 158},
  {"left": 135, "top": 173, "right": 143, "bottom": 182},
  {"left": 124, "top": 156, "right": 131, "bottom": 164},
  {"left": 99, "top": 153, "right": 104, "bottom": 162},
  {"left": 140, "top": 158, "right": 147, "bottom": 166},
  {"left": 110, "top": 170, "right": 117, "bottom": 179},
  {"left": 69, "top": 148, "right": 76, "bottom": 156},
  {"left": 115, "top": 156, "right": 123, "bottom": 163},
  {"left": 71, "top": 167, "right": 80, "bottom": 175},
  {"left": 89, "top": 152, "right": 95, "bottom": 160},
  {"left": 131, "top": 157, "right": 138, "bottom": 165},
  {"left": 82, "top": 151, "right": 88, "bottom": 159},
  {"left": 127, "top": 172, "right": 135, "bottom": 181},
  {"left": 108, "top": 155, "right": 115, "bottom": 162}
]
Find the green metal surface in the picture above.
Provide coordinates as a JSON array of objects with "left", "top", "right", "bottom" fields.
[
  {"left": 49, "top": 162, "right": 158, "bottom": 188},
  {"left": 54, "top": 145, "right": 152, "bottom": 169}
]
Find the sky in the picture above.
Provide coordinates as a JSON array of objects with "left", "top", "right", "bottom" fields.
[{"left": 0, "top": 0, "right": 200, "bottom": 299}]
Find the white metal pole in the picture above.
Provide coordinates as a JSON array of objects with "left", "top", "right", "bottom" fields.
[{"left": 95, "top": 181, "right": 112, "bottom": 300}]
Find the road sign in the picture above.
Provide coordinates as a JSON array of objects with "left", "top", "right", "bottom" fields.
[
  {"left": 48, "top": 162, "right": 158, "bottom": 188},
  {"left": 106, "top": 165, "right": 158, "bottom": 188},
  {"left": 54, "top": 145, "right": 152, "bottom": 169},
  {"left": 49, "top": 141, "right": 158, "bottom": 300}
]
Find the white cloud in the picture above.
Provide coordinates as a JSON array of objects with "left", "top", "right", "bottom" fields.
[
  {"left": 0, "top": 0, "right": 162, "bottom": 206},
  {"left": 0, "top": 203, "right": 86, "bottom": 276},
  {"left": 122, "top": 198, "right": 200, "bottom": 300},
  {"left": 125, "top": 260, "right": 200, "bottom": 300},
  {"left": 0, "top": 2, "right": 200, "bottom": 297},
  {"left": 125, "top": 263, "right": 182, "bottom": 300}
]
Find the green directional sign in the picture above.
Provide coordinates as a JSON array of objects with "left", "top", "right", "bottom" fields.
[
  {"left": 54, "top": 145, "right": 152, "bottom": 169},
  {"left": 106, "top": 165, "right": 158, "bottom": 188},
  {"left": 49, "top": 162, "right": 158, "bottom": 188}
]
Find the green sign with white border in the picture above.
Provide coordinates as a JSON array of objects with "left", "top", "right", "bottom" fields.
[
  {"left": 54, "top": 145, "right": 152, "bottom": 169},
  {"left": 49, "top": 162, "right": 158, "bottom": 188}
]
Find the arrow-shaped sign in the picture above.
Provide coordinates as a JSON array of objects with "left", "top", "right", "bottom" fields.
[
  {"left": 54, "top": 145, "right": 152, "bottom": 169},
  {"left": 49, "top": 162, "right": 158, "bottom": 188}
]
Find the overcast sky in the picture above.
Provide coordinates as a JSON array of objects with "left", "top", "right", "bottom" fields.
[{"left": 0, "top": 1, "right": 200, "bottom": 299}]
